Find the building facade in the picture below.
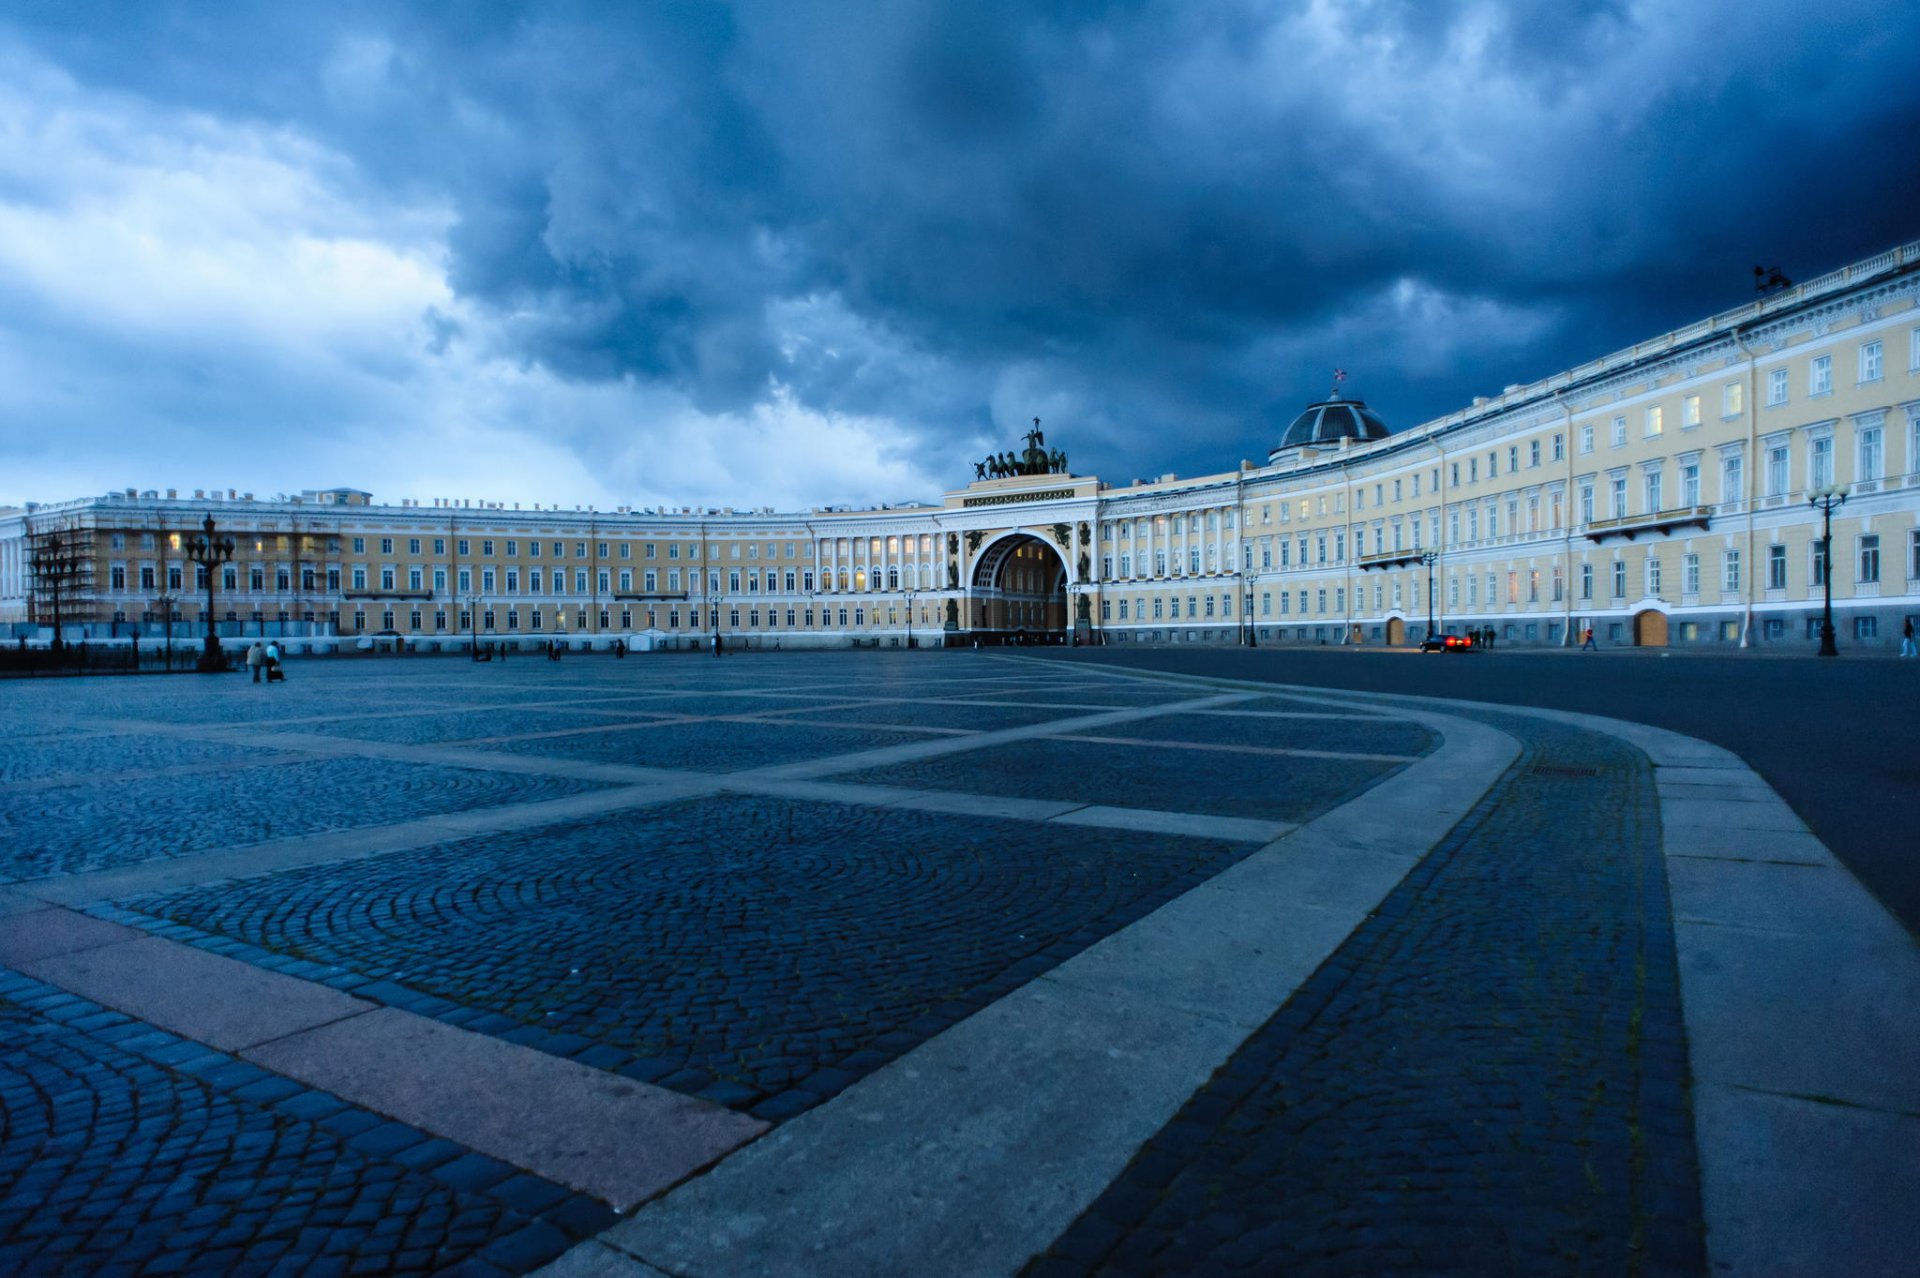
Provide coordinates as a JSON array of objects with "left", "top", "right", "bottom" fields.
[{"left": 6, "top": 241, "right": 1920, "bottom": 652}]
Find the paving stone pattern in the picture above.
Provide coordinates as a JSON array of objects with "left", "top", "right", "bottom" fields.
[
  {"left": 299, "top": 706, "right": 657, "bottom": 744},
  {"left": 1027, "top": 714, "right": 1703, "bottom": 1278},
  {"left": 763, "top": 699, "right": 1082, "bottom": 731},
  {"left": 0, "top": 759, "right": 610, "bottom": 881},
  {"left": 130, "top": 795, "right": 1251, "bottom": 1122},
  {"left": 0, "top": 733, "right": 287, "bottom": 785},
  {"left": 839, "top": 736, "right": 1407, "bottom": 825},
  {"left": 1068, "top": 711, "right": 1433, "bottom": 757},
  {"left": 0, "top": 970, "right": 613, "bottom": 1277},
  {"left": 473, "top": 719, "right": 939, "bottom": 771}
]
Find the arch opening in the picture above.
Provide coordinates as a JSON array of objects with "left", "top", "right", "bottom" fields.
[{"left": 969, "top": 534, "right": 1068, "bottom": 645}]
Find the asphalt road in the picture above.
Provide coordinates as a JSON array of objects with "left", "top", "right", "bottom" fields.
[{"left": 1034, "top": 645, "right": 1920, "bottom": 938}]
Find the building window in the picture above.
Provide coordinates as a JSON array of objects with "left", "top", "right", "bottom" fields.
[
  {"left": 1722, "top": 454, "right": 1744, "bottom": 504},
  {"left": 1768, "top": 368, "right": 1788, "bottom": 405},
  {"left": 1610, "top": 477, "right": 1627, "bottom": 519},
  {"left": 1646, "top": 556, "right": 1662, "bottom": 596},
  {"left": 1767, "top": 544, "right": 1787, "bottom": 590},
  {"left": 1645, "top": 406, "right": 1664, "bottom": 438},
  {"left": 1683, "top": 554, "right": 1700, "bottom": 596},
  {"left": 1724, "top": 549, "right": 1740, "bottom": 592},
  {"left": 1860, "top": 341, "right": 1883, "bottom": 384},
  {"left": 1911, "top": 529, "right": 1920, "bottom": 581},
  {"left": 1810, "top": 354, "right": 1832, "bottom": 397},
  {"left": 1579, "top": 424, "right": 1593, "bottom": 454},
  {"left": 1811, "top": 542, "right": 1827, "bottom": 588},
  {"left": 1766, "top": 445, "right": 1789, "bottom": 496},
  {"left": 1580, "top": 564, "right": 1593, "bottom": 600},
  {"left": 1724, "top": 382, "right": 1743, "bottom": 417},
  {"left": 1611, "top": 416, "right": 1626, "bottom": 448},
  {"left": 1680, "top": 462, "right": 1700, "bottom": 507},
  {"left": 1612, "top": 560, "right": 1626, "bottom": 598},
  {"left": 1859, "top": 534, "right": 1880, "bottom": 584},
  {"left": 1810, "top": 436, "right": 1834, "bottom": 489},
  {"left": 1858, "top": 426, "right": 1883, "bottom": 481},
  {"left": 1644, "top": 471, "right": 1663, "bottom": 513},
  {"left": 1682, "top": 395, "right": 1701, "bottom": 428},
  {"left": 1854, "top": 615, "right": 1878, "bottom": 641}
]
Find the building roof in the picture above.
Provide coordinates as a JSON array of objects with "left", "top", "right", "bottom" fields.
[{"left": 1273, "top": 392, "right": 1392, "bottom": 454}]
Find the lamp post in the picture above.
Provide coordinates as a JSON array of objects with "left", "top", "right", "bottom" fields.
[
  {"left": 1244, "top": 573, "right": 1257, "bottom": 647},
  {"left": 903, "top": 588, "right": 918, "bottom": 648},
  {"left": 184, "top": 515, "right": 236, "bottom": 673},
  {"left": 468, "top": 594, "right": 482, "bottom": 660},
  {"left": 1809, "top": 484, "right": 1848, "bottom": 657},
  {"left": 152, "top": 590, "right": 177, "bottom": 670},
  {"left": 1420, "top": 550, "right": 1439, "bottom": 643}
]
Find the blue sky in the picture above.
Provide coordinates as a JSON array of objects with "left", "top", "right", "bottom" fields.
[{"left": 3, "top": 1, "right": 1917, "bottom": 510}]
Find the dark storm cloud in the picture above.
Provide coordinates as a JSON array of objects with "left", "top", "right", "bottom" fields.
[{"left": 5, "top": 0, "right": 1919, "bottom": 498}]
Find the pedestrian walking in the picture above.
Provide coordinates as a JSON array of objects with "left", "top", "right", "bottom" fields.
[
  {"left": 264, "top": 640, "right": 283, "bottom": 683},
  {"left": 246, "top": 640, "right": 265, "bottom": 683},
  {"left": 1581, "top": 626, "right": 1597, "bottom": 651},
  {"left": 1902, "top": 617, "right": 1916, "bottom": 658}
]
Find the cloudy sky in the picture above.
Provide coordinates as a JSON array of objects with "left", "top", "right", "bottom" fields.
[{"left": 3, "top": 1, "right": 1917, "bottom": 512}]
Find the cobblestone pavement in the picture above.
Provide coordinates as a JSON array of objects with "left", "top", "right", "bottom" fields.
[
  {"left": 0, "top": 759, "right": 611, "bottom": 882},
  {"left": 0, "top": 652, "right": 1737, "bottom": 1275},
  {"left": 0, "top": 733, "right": 286, "bottom": 786},
  {"left": 470, "top": 718, "right": 947, "bottom": 770},
  {"left": 1026, "top": 711, "right": 1703, "bottom": 1278},
  {"left": 0, "top": 970, "right": 612, "bottom": 1277},
  {"left": 838, "top": 736, "right": 1410, "bottom": 825},
  {"left": 125, "top": 796, "right": 1251, "bottom": 1122}
]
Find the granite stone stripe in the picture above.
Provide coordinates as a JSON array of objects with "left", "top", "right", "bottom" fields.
[
  {"left": 1042, "top": 732, "right": 1420, "bottom": 763},
  {"left": 16, "top": 783, "right": 719, "bottom": 906},
  {"left": 243, "top": 1006, "right": 766, "bottom": 1210},
  {"left": 588, "top": 708, "right": 1516, "bottom": 1277},
  {"left": 13, "top": 930, "right": 377, "bottom": 1051},
  {"left": 742, "top": 692, "right": 1263, "bottom": 781}
]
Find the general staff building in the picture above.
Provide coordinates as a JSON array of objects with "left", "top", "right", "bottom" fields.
[{"left": 5, "top": 241, "right": 1919, "bottom": 653}]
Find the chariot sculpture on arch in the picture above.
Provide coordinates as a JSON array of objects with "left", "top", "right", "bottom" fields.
[{"left": 972, "top": 417, "right": 1071, "bottom": 480}]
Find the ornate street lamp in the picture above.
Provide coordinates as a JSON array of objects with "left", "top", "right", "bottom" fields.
[
  {"left": 903, "top": 588, "right": 918, "bottom": 649},
  {"left": 150, "top": 589, "right": 177, "bottom": 670},
  {"left": 1420, "top": 549, "right": 1439, "bottom": 643},
  {"left": 184, "top": 515, "right": 237, "bottom": 673},
  {"left": 1809, "top": 484, "right": 1848, "bottom": 657},
  {"left": 1244, "top": 573, "right": 1258, "bottom": 647},
  {"left": 468, "top": 593, "right": 482, "bottom": 660}
]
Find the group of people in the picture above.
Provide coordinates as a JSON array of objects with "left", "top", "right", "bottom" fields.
[
  {"left": 244, "top": 640, "right": 283, "bottom": 683},
  {"left": 1468, "top": 627, "right": 1499, "bottom": 649}
]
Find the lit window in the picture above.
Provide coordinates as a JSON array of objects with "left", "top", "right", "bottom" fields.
[
  {"left": 1682, "top": 396, "right": 1700, "bottom": 428},
  {"left": 1723, "top": 382, "right": 1743, "bottom": 417},
  {"left": 1645, "top": 406, "right": 1664, "bottom": 438}
]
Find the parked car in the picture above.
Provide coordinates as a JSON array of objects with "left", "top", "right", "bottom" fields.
[{"left": 1418, "top": 633, "right": 1472, "bottom": 653}]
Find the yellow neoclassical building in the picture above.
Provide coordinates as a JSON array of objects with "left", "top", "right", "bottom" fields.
[{"left": 5, "top": 240, "right": 1919, "bottom": 653}]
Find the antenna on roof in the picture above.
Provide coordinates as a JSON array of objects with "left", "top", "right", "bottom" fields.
[
  {"left": 1330, "top": 368, "right": 1348, "bottom": 398},
  {"left": 1753, "top": 264, "right": 1793, "bottom": 295}
]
